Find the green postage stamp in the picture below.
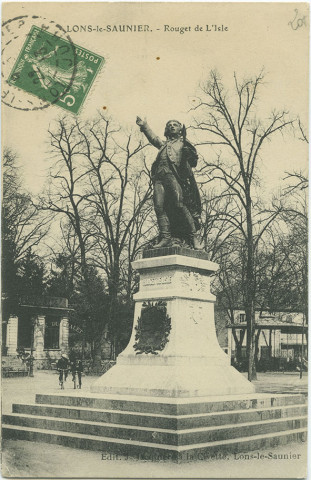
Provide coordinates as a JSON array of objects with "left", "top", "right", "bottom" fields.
[{"left": 7, "top": 25, "right": 104, "bottom": 114}]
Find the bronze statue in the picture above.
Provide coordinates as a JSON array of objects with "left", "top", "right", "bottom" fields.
[{"left": 136, "top": 117, "right": 201, "bottom": 249}]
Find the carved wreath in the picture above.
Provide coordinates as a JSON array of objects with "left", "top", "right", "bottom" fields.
[{"left": 133, "top": 301, "right": 171, "bottom": 355}]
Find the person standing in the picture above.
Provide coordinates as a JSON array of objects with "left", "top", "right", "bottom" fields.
[
  {"left": 71, "top": 358, "right": 83, "bottom": 389},
  {"left": 56, "top": 353, "right": 70, "bottom": 386}
]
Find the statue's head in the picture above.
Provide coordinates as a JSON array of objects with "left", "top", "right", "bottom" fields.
[{"left": 164, "top": 120, "right": 186, "bottom": 139}]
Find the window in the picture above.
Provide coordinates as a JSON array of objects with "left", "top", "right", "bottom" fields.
[
  {"left": 18, "top": 314, "right": 33, "bottom": 348},
  {"left": 44, "top": 316, "right": 60, "bottom": 349},
  {"left": 239, "top": 313, "right": 246, "bottom": 323}
]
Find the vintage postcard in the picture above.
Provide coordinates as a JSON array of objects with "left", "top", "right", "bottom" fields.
[{"left": 1, "top": 2, "right": 309, "bottom": 479}]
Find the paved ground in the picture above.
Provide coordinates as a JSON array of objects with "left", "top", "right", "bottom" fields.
[
  {"left": 2, "top": 438, "right": 307, "bottom": 479},
  {"left": 247, "top": 371, "right": 308, "bottom": 395},
  {"left": 1, "top": 371, "right": 308, "bottom": 479}
]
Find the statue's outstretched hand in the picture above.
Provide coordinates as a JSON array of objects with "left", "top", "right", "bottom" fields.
[{"left": 136, "top": 116, "right": 145, "bottom": 127}]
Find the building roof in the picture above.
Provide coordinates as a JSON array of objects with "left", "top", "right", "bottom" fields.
[
  {"left": 228, "top": 319, "right": 307, "bottom": 334},
  {"left": 18, "top": 295, "right": 73, "bottom": 314}
]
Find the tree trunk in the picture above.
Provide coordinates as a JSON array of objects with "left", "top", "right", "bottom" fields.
[
  {"left": 110, "top": 338, "right": 116, "bottom": 361},
  {"left": 92, "top": 335, "right": 102, "bottom": 374},
  {"left": 232, "top": 329, "right": 245, "bottom": 364},
  {"left": 255, "top": 328, "right": 261, "bottom": 369},
  {"left": 246, "top": 305, "right": 257, "bottom": 380},
  {"left": 81, "top": 333, "right": 86, "bottom": 360},
  {"left": 245, "top": 193, "right": 257, "bottom": 381},
  {"left": 268, "top": 329, "right": 272, "bottom": 359},
  {"left": 108, "top": 260, "right": 120, "bottom": 361}
]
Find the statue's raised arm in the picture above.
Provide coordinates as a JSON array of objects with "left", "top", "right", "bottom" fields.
[
  {"left": 136, "top": 116, "right": 164, "bottom": 150},
  {"left": 137, "top": 117, "right": 202, "bottom": 250}
]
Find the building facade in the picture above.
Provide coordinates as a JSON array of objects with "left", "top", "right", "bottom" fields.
[
  {"left": 226, "top": 310, "right": 307, "bottom": 371},
  {"left": 2, "top": 296, "right": 71, "bottom": 369}
]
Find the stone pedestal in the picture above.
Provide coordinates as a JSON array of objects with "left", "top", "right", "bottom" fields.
[{"left": 92, "top": 250, "right": 254, "bottom": 397}]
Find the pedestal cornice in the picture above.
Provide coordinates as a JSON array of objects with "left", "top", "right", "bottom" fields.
[{"left": 132, "top": 254, "right": 219, "bottom": 275}]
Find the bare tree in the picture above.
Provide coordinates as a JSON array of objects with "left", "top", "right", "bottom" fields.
[
  {"left": 191, "top": 70, "right": 294, "bottom": 380},
  {"left": 39, "top": 118, "right": 100, "bottom": 362},
  {"left": 2, "top": 149, "right": 49, "bottom": 322},
  {"left": 41, "top": 114, "right": 153, "bottom": 364},
  {"left": 255, "top": 225, "right": 290, "bottom": 314},
  {"left": 3, "top": 148, "right": 49, "bottom": 264},
  {"left": 75, "top": 114, "right": 153, "bottom": 358},
  {"left": 282, "top": 171, "right": 308, "bottom": 319}
]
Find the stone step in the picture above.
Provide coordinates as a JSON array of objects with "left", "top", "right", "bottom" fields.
[
  {"left": 3, "top": 413, "right": 175, "bottom": 445},
  {"left": 179, "top": 416, "right": 307, "bottom": 445},
  {"left": 35, "top": 393, "right": 307, "bottom": 416},
  {"left": 3, "top": 413, "right": 307, "bottom": 446},
  {"left": 2, "top": 423, "right": 307, "bottom": 462},
  {"left": 12, "top": 402, "right": 308, "bottom": 429},
  {"left": 177, "top": 404, "right": 308, "bottom": 429},
  {"left": 13, "top": 403, "right": 178, "bottom": 429}
]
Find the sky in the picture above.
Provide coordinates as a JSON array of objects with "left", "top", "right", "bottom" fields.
[{"left": 2, "top": 2, "right": 309, "bottom": 196}]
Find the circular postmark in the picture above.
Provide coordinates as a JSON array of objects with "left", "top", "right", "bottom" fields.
[{"left": 2, "top": 15, "right": 77, "bottom": 111}]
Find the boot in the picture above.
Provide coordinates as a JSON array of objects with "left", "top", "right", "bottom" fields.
[
  {"left": 154, "top": 215, "right": 171, "bottom": 249},
  {"left": 179, "top": 206, "right": 202, "bottom": 250}
]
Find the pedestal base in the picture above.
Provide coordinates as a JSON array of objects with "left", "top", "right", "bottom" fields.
[{"left": 91, "top": 363, "right": 255, "bottom": 397}]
